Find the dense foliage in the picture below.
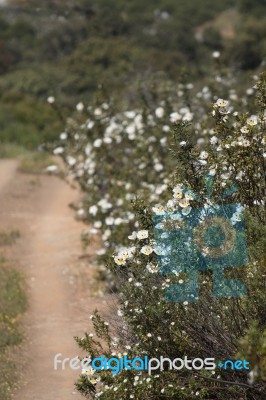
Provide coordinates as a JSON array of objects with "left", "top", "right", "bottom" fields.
[{"left": 50, "top": 70, "right": 266, "bottom": 399}]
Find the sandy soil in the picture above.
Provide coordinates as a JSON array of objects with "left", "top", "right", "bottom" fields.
[{"left": 0, "top": 160, "right": 106, "bottom": 399}]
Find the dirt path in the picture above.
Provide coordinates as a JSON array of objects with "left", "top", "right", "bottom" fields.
[{"left": 0, "top": 160, "right": 104, "bottom": 399}]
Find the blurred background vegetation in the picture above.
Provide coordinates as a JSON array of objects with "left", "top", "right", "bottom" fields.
[{"left": 0, "top": 0, "right": 265, "bottom": 149}]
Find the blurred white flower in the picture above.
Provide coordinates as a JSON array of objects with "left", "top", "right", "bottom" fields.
[
  {"left": 47, "top": 96, "right": 55, "bottom": 104},
  {"left": 60, "top": 132, "right": 68, "bottom": 140},
  {"left": 170, "top": 112, "right": 181, "bottom": 123},
  {"left": 87, "top": 121, "right": 95, "bottom": 129},
  {"left": 162, "top": 125, "right": 170, "bottom": 132},
  {"left": 76, "top": 102, "right": 84, "bottom": 111},
  {"left": 155, "top": 107, "right": 165, "bottom": 118},
  {"left": 53, "top": 147, "right": 64, "bottom": 155},
  {"left": 154, "top": 163, "right": 163, "bottom": 172},
  {"left": 77, "top": 209, "right": 85, "bottom": 217},
  {"left": 46, "top": 165, "right": 58, "bottom": 173},
  {"left": 246, "top": 88, "right": 254, "bottom": 95},
  {"left": 212, "top": 51, "right": 220, "bottom": 58},
  {"left": 94, "top": 108, "right": 102, "bottom": 116},
  {"left": 66, "top": 156, "right": 76, "bottom": 166},
  {"left": 93, "top": 139, "right": 102, "bottom": 147},
  {"left": 89, "top": 205, "right": 98, "bottom": 216}
]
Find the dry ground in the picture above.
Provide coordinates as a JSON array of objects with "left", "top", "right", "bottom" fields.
[{"left": 0, "top": 160, "right": 108, "bottom": 399}]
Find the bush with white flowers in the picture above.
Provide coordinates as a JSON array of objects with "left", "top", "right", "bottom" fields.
[
  {"left": 49, "top": 72, "right": 260, "bottom": 264},
  {"left": 50, "top": 72, "right": 266, "bottom": 399}
]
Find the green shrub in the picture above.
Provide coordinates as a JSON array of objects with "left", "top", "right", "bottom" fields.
[{"left": 52, "top": 72, "right": 265, "bottom": 398}]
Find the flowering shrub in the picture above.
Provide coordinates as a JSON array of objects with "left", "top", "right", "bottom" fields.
[
  {"left": 50, "top": 72, "right": 266, "bottom": 399},
  {"left": 49, "top": 72, "right": 260, "bottom": 263}
]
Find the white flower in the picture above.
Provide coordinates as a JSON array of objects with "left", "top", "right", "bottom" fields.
[
  {"left": 180, "top": 141, "right": 187, "bottom": 146},
  {"left": 163, "top": 125, "right": 170, "bottom": 132},
  {"left": 170, "top": 112, "right": 181, "bottom": 123},
  {"left": 231, "top": 213, "right": 241, "bottom": 224},
  {"left": 77, "top": 209, "right": 85, "bottom": 217},
  {"left": 155, "top": 107, "right": 165, "bottom": 118},
  {"left": 94, "top": 107, "right": 102, "bottom": 116},
  {"left": 53, "top": 146, "right": 64, "bottom": 155},
  {"left": 66, "top": 156, "right": 76, "bottom": 166},
  {"left": 179, "top": 198, "right": 190, "bottom": 208},
  {"left": 114, "top": 256, "right": 125, "bottom": 266},
  {"left": 167, "top": 199, "right": 176, "bottom": 209},
  {"left": 89, "top": 205, "right": 98, "bottom": 216},
  {"left": 146, "top": 263, "right": 159, "bottom": 273},
  {"left": 87, "top": 121, "right": 95, "bottom": 129},
  {"left": 173, "top": 185, "right": 183, "bottom": 199},
  {"left": 126, "top": 124, "right": 136, "bottom": 136},
  {"left": 182, "top": 206, "right": 192, "bottom": 216},
  {"left": 125, "top": 110, "right": 136, "bottom": 119},
  {"left": 116, "top": 248, "right": 131, "bottom": 261},
  {"left": 154, "top": 163, "right": 163, "bottom": 172},
  {"left": 93, "top": 139, "right": 102, "bottom": 147},
  {"left": 183, "top": 112, "right": 193, "bottom": 121},
  {"left": 184, "top": 192, "right": 194, "bottom": 200},
  {"left": 76, "top": 102, "right": 84, "bottom": 111},
  {"left": 47, "top": 96, "right": 55, "bottom": 104},
  {"left": 199, "top": 151, "right": 208, "bottom": 160},
  {"left": 114, "top": 217, "right": 123, "bottom": 225},
  {"left": 210, "top": 136, "right": 218, "bottom": 145},
  {"left": 137, "top": 230, "right": 149, "bottom": 240},
  {"left": 147, "top": 333, "right": 152, "bottom": 337},
  {"left": 46, "top": 165, "right": 58, "bottom": 173},
  {"left": 173, "top": 184, "right": 183, "bottom": 193},
  {"left": 105, "top": 217, "right": 114, "bottom": 225},
  {"left": 128, "top": 231, "right": 137, "bottom": 240},
  {"left": 240, "top": 125, "right": 249, "bottom": 134},
  {"left": 141, "top": 245, "right": 154, "bottom": 255},
  {"left": 246, "top": 88, "right": 254, "bottom": 95},
  {"left": 221, "top": 172, "right": 230, "bottom": 180},
  {"left": 82, "top": 366, "right": 95, "bottom": 377},
  {"left": 152, "top": 205, "right": 165, "bottom": 215},
  {"left": 60, "top": 132, "right": 68, "bottom": 140},
  {"left": 212, "top": 51, "right": 220, "bottom": 58},
  {"left": 215, "top": 98, "right": 229, "bottom": 108},
  {"left": 246, "top": 115, "right": 259, "bottom": 126}
]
